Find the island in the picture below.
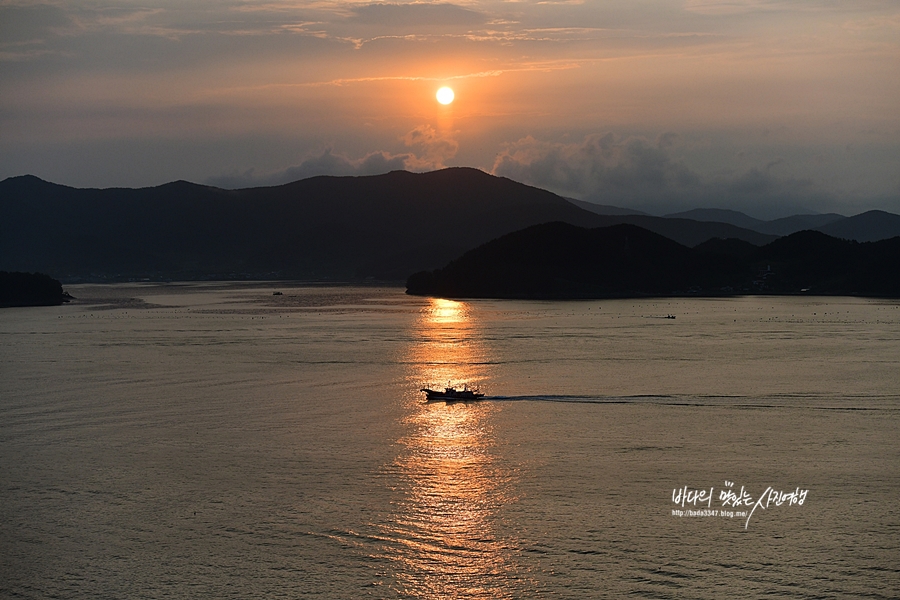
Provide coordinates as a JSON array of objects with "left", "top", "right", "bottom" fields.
[
  {"left": 406, "top": 223, "right": 900, "bottom": 299},
  {"left": 0, "top": 272, "right": 72, "bottom": 307}
]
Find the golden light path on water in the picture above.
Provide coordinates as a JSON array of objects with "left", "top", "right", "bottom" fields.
[{"left": 378, "top": 298, "right": 521, "bottom": 598}]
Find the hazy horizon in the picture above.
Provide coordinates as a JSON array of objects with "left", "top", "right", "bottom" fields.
[{"left": 2, "top": 1, "right": 898, "bottom": 219}]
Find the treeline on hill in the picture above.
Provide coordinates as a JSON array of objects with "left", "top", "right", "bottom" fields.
[
  {"left": 0, "top": 272, "right": 70, "bottom": 307},
  {"left": 406, "top": 223, "right": 900, "bottom": 299}
]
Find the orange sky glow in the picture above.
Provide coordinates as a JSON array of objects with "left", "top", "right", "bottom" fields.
[{"left": 1, "top": 0, "right": 898, "bottom": 216}]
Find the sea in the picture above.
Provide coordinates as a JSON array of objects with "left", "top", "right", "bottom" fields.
[{"left": 1, "top": 283, "right": 898, "bottom": 599}]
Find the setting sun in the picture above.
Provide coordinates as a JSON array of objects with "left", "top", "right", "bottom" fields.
[{"left": 436, "top": 86, "right": 455, "bottom": 105}]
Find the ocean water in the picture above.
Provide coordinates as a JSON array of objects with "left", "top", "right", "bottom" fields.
[{"left": 1, "top": 283, "right": 898, "bottom": 599}]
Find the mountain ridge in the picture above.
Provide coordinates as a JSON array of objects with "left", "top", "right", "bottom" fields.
[
  {"left": 3, "top": 169, "right": 895, "bottom": 283},
  {"left": 652, "top": 204, "right": 899, "bottom": 239},
  {"left": 1, "top": 169, "right": 776, "bottom": 282}
]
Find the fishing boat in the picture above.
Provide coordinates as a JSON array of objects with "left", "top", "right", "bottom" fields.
[{"left": 421, "top": 385, "right": 485, "bottom": 401}]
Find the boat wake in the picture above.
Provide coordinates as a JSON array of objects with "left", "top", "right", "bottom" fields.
[
  {"left": 483, "top": 394, "right": 900, "bottom": 410},
  {"left": 489, "top": 394, "right": 676, "bottom": 403}
]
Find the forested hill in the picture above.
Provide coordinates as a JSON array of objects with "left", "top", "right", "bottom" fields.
[
  {"left": 1, "top": 169, "right": 773, "bottom": 282},
  {"left": 406, "top": 223, "right": 900, "bottom": 299}
]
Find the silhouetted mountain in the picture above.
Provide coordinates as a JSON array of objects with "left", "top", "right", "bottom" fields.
[
  {"left": 1, "top": 169, "right": 611, "bottom": 281},
  {"left": 753, "top": 230, "right": 900, "bottom": 295},
  {"left": 567, "top": 200, "right": 775, "bottom": 245},
  {"left": 661, "top": 207, "right": 900, "bottom": 241},
  {"left": 757, "top": 213, "right": 844, "bottom": 235},
  {"left": 0, "top": 271, "right": 70, "bottom": 307},
  {"left": 407, "top": 224, "right": 900, "bottom": 299},
  {"left": 0, "top": 169, "right": 775, "bottom": 282},
  {"left": 693, "top": 237, "right": 758, "bottom": 259},
  {"left": 567, "top": 198, "right": 649, "bottom": 216},
  {"left": 609, "top": 215, "right": 776, "bottom": 247},
  {"left": 407, "top": 223, "right": 750, "bottom": 298},
  {"left": 665, "top": 208, "right": 766, "bottom": 231},
  {"left": 816, "top": 210, "right": 900, "bottom": 242}
]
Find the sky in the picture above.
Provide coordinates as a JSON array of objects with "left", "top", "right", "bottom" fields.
[{"left": 1, "top": 0, "right": 898, "bottom": 218}]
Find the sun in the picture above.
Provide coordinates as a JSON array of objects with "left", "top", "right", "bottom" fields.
[{"left": 436, "top": 86, "right": 455, "bottom": 105}]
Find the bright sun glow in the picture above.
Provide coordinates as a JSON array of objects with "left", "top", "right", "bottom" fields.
[{"left": 436, "top": 87, "right": 454, "bottom": 105}]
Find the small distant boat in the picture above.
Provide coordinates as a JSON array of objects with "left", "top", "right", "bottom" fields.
[{"left": 421, "top": 385, "right": 485, "bottom": 401}]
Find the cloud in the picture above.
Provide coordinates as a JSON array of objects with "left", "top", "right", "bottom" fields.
[
  {"left": 349, "top": 3, "right": 487, "bottom": 28},
  {"left": 682, "top": 0, "right": 894, "bottom": 17},
  {"left": 205, "top": 123, "right": 460, "bottom": 188},
  {"left": 492, "top": 133, "right": 700, "bottom": 198},
  {"left": 0, "top": 4, "right": 69, "bottom": 42},
  {"left": 401, "top": 125, "right": 459, "bottom": 169},
  {"left": 207, "top": 148, "right": 411, "bottom": 188},
  {"left": 492, "top": 133, "right": 831, "bottom": 218},
  {"left": 205, "top": 124, "right": 460, "bottom": 189},
  {"left": 682, "top": 0, "right": 798, "bottom": 16}
]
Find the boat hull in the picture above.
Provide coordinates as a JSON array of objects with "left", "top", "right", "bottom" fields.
[{"left": 421, "top": 387, "right": 485, "bottom": 401}]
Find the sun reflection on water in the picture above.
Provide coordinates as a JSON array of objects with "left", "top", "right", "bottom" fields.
[
  {"left": 414, "top": 298, "right": 486, "bottom": 390},
  {"left": 377, "top": 298, "right": 520, "bottom": 599}
]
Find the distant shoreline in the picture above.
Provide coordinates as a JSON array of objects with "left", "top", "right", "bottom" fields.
[{"left": 406, "top": 289, "right": 900, "bottom": 301}]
